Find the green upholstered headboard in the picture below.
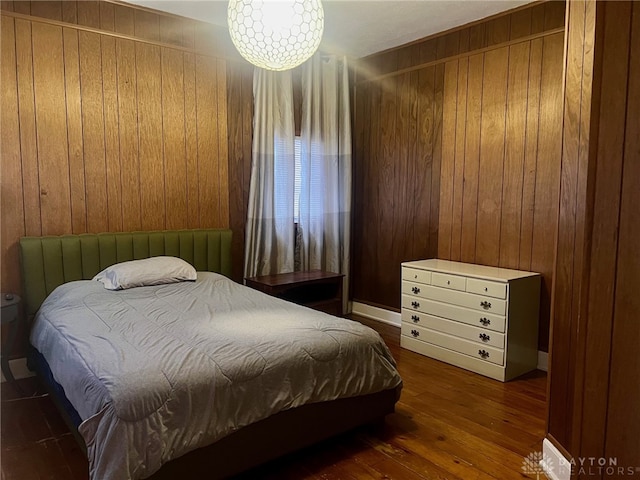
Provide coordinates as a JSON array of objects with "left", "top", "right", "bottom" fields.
[{"left": 19, "top": 229, "right": 232, "bottom": 317}]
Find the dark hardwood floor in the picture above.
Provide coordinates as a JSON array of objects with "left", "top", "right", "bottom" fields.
[{"left": 1, "top": 315, "right": 547, "bottom": 479}]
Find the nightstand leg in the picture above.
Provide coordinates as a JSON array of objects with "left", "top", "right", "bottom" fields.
[{"left": 2, "top": 319, "right": 25, "bottom": 395}]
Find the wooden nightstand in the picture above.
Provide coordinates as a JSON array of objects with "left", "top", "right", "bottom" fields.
[
  {"left": 1, "top": 293, "right": 23, "bottom": 393},
  {"left": 245, "top": 270, "right": 344, "bottom": 316}
]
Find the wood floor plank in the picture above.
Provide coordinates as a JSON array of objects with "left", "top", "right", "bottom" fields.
[{"left": 0, "top": 316, "right": 546, "bottom": 480}]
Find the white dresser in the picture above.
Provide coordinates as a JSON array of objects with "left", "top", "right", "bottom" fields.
[{"left": 400, "top": 259, "right": 541, "bottom": 381}]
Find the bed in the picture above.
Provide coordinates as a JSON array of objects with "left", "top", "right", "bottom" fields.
[{"left": 19, "top": 229, "right": 402, "bottom": 479}]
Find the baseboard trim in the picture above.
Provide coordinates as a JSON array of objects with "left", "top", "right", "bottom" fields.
[
  {"left": 352, "top": 302, "right": 549, "bottom": 371},
  {"left": 537, "top": 351, "right": 548, "bottom": 372},
  {"left": 542, "top": 438, "right": 571, "bottom": 480},
  {"left": 0, "top": 357, "right": 34, "bottom": 382},
  {"left": 351, "top": 302, "right": 401, "bottom": 327}
]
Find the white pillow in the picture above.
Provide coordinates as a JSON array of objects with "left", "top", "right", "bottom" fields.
[{"left": 92, "top": 256, "right": 197, "bottom": 290}]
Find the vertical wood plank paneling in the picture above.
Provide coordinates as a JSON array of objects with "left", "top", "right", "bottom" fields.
[
  {"left": 429, "top": 64, "right": 443, "bottom": 259},
  {"left": 450, "top": 58, "right": 468, "bottom": 261},
  {"left": 216, "top": 59, "right": 230, "bottom": 227},
  {"left": 61, "top": 1, "right": 77, "bottom": 24},
  {"left": 567, "top": 8, "right": 597, "bottom": 448},
  {"left": 544, "top": 0, "right": 566, "bottom": 31},
  {"left": 77, "top": 1, "right": 99, "bottom": 29},
  {"left": 226, "top": 62, "right": 253, "bottom": 282},
  {"left": 241, "top": 67, "right": 253, "bottom": 236},
  {"left": 484, "top": 15, "right": 511, "bottom": 47},
  {"left": 519, "top": 38, "right": 543, "bottom": 272},
  {"left": 510, "top": 7, "right": 532, "bottom": 38},
  {"left": 548, "top": 0, "right": 589, "bottom": 446},
  {"left": 443, "top": 31, "right": 460, "bottom": 58},
  {"left": 351, "top": 3, "right": 565, "bottom": 337},
  {"left": 1, "top": 1, "right": 14, "bottom": 12},
  {"left": 114, "top": 4, "right": 134, "bottom": 35},
  {"left": 99, "top": 1, "right": 114, "bottom": 31},
  {"left": 1, "top": 4, "right": 240, "bottom": 357},
  {"left": 1, "top": 15, "right": 25, "bottom": 294},
  {"left": 14, "top": 19, "right": 41, "bottom": 236},
  {"left": 161, "top": 47, "right": 187, "bottom": 230},
  {"left": 412, "top": 66, "right": 435, "bottom": 260},
  {"left": 530, "top": 33, "right": 563, "bottom": 351},
  {"left": 530, "top": 3, "right": 547, "bottom": 34},
  {"left": 134, "top": 9, "right": 159, "bottom": 41},
  {"left": 62, "top": 27, "right": 87, "bottom": 234},
  {"left": 548, "top": 1, "right": 640, "bottom": 468},
  {"left": 377, "top": 75, "right": 397, "bottom": 305},
  {"left": 405, "top": 70, "right": 419, "bottom": 259},
  {"left": 606, "top": 7, "right": 640, "bottom": 464},
  {"left": 391, "top": 71, "right": 410, "bottom": 272},
  {"left": 101, "top": 34, "right": 122, "bottom": 231},
  {"left": 499, "top": 42, "right": 530, "bottom": 269},
  {"left": 11, "top": 0, "right": 29, "bottom": 15},
  {"left": 475, "top": 47, "right": 508, "bottom": 266},
  {"left": 136, "top": 42, "right": 165, "bottom": 230},
  {"left": 469, "top": 24, "right": 485, "bottom": 51},
  {"left": 460, "top": 54, "right": 483, "bottom": 263},
  {"left": 78, "top": 30, "right": 108, "bottom": 233},
  {"left": 116, "top": 38, "right": 141, "bottom": 232},
  {"left": 438, "top": 61, "right": 458, "bottom": 259},
  {"left": 579, "top": 1, "right": 631, "bottom": 460},
  {"left": 195, "top": 55, "right": 218, "bottom": 228},
  {"left": 31, "top": 22, "right": 72, "bottom": 235},
  {"left": 29, "top": 1, "right": 61, "bottom": 21},
  {"left": 184, "top": 52, "right": 200, "bottom": 229},
  {"left": 366, "top": 83, "right": 382, "bottom": 300},
  {"left": 159, "top": 15, "right": 183, "bottom": 46}
]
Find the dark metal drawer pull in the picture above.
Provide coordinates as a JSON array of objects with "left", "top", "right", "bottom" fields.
[
  {"left": 412, "top": 286, "right": 420, "bottom": 294},
  {"left": 411, "top": 315, "right": 420, "bottom": 323},
  {"left": 411, "top": 301, "right": 420, "bottom": 308},
  {"left": 478, "top": 349, "right": 490, "bottom": 359},
  {"left": 411, "top": 329, "right": 419, "bottom": 338},
  {"left": 480, "top": 301, "right": 492, "bottom": 309},
  {"left": 479, "top": 333, "right": 490, "bottom": 342},
  {"left": 479, "top": 317, "right": 491, "bottom": 326}
]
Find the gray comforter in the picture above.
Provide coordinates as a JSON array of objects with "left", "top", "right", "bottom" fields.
[{"left": 30, "top": 272, "right": 402, "bottom": 479}]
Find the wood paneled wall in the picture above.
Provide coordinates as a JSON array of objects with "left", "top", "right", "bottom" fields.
[
  {"left": 0, "top": 1, "right": 252, "bottom": 354},
  {"left": 437, "top": 32, "right": 564, "bottom": 352},
  {"left": 0, "top": 0, "right": 235, "bottom": 56},
  {"left": 226, "top": 62, "right": 254, "bottom": 283},
  {"left": 548, "top": 0, "right": 640, "bottom": 471},
  {"left": 352, "top": 1, "right": 565, "bottom": 351}
]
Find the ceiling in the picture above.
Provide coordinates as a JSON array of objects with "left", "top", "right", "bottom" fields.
[{"left": 128, "top": 0, "right": 535, "bottom": 58}]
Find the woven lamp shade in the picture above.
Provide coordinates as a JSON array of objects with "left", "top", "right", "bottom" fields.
[{"left": 228, "top": 0, "right": 324, "bottom": 71}]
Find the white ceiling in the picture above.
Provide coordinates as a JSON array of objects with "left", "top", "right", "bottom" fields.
[{"left": 128, "top": 0, "right": 535, "bottom": 58}]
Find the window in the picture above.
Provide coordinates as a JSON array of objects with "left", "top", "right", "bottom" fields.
[{"left": 294, "top": 136, "right": 302, "bottom": 222}]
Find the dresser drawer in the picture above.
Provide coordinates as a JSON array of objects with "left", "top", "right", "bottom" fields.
[
  {"left": 466, "top": 278, "right": 507, "bottom": 299},
  {"left": 402, "top": 284, "right": 506, "bottom": 315},
  {"left": 401, "top": 281, "right": 428, "bottom": 297},
  {"left": 402, "top": 295, "right": 506, "bottom": 332},
  {"left": 401, "top": 336, "right": 507, "bottom": 381},
  {"left": 402, "top": 268, "right": 432, "bottom": 285},
  {"left": 431, "top": 272, "right": 466, "bottom": 291},
  {"left": 402, "top": 311, "right": 505, "bottom": 348},
  {"left": 401, "top": 324, "right": 504, "bottom": 366}
]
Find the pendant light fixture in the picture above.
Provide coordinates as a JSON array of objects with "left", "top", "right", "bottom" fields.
[{"left": 228, "top": 0, "right": 324, "bottom": 71}]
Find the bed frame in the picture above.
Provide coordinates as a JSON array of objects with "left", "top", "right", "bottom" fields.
[{"left": 19, "top": 229, "right": 400, "bottom": 479}]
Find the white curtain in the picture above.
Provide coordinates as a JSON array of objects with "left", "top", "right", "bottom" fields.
[
  {"left": 244, "top": 69, "right": 296, "bottom": 278},
  {"left": 299, "top": 55, "right": 352, "bottom": 312}
]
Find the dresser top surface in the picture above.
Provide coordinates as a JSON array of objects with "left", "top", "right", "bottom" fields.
[{"left": 401, "top": 259, "right": 539, "bottom": 282}]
